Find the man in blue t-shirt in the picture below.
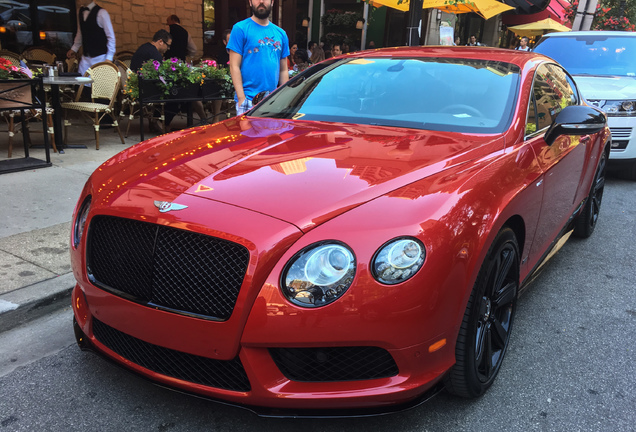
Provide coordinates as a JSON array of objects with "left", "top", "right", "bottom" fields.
[{"left": 227, "top": 0, "right": 290, "bottom": 116}]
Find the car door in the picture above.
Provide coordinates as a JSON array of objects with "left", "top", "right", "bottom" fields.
[{"left": 525, "top": 63, "right": 589, "bottom": 260}]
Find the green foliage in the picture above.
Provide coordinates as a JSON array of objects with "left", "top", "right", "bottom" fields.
[
  {"left": 593, "top": 0, "right": 636, "bottom": 30},
  {"left": 124, "top": 58, "right": 234, "bottom": 100},
  {"left": 199, "top": 60, "right": 234, "bottom": 98},
  {"left": 321, "top": 9, "right": 363, "bottom": 28}
]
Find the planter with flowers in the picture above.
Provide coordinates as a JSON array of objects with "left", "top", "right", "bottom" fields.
[
  {"left": 124, "top": 58, "right": 234, "bottom": 103},
  {"left": 125, "top": 58, "right": 203, "bottom": 103},
  {"left": 199, "top": 59, "right": 234, "bottom": 100}
]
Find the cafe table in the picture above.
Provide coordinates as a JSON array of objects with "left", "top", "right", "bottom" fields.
[{"left": 42, "top": 76, "right": 93, "bottom": 153}]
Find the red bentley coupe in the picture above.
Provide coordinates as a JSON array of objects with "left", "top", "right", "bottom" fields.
[{"left": 71, "top": 47, "right": 609, "bottom": 416}]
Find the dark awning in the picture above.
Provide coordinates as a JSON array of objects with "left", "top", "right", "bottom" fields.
[{"left": 502, "top": 0, "right": 550, "bottom": 14}]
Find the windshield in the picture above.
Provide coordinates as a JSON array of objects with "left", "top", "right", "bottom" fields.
[
  {"left": 250, "top": 57, "right": 520, "bottom": 134},
  {"left": 533, "top": 35, "right": 636, "bottom": 77}
]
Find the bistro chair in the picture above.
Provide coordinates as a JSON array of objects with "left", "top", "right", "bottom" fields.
[
  {"left": 22, "top": 47, "right": 56, "bottom": 66},
  {"left": 116, "top": 61, "right": 166, "bottom": 137},
  {"left": 0, "top": 50, "right": 22, "bottom": 67},
  {"left": 114, "top": 59, "right": 138, "bottom": 135},
  {"left": 65, "top": 58, "right": 79, "bottom": 74},
  {"left": 114, "top": 50, "right": 135, "bottom": 69},
  {"left": 61, "top": 61, "right": 125, "bottom": 150}
]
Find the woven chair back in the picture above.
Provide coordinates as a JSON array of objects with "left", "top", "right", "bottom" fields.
[
  {"left": 22, "top": 47, "right": 56, "bottom": 64},
  {"left": 0, "top": 50, "right": 22, "bottom": 67},
  {"left": 66, "top": 58, "right": 79, "bottom": 73},
  {"left": 86, "top": 62, "right": 120, "bottom": 102},
  {"left": 114, "top": 51, "right": 134, "bottom": 69},
  {"left": 114, "top": 60, "right": 130, "bottom": 91}
]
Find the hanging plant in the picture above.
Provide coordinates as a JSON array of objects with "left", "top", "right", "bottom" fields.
[{"left": 321, "top": 9, "right": 363, "bottom": 28}]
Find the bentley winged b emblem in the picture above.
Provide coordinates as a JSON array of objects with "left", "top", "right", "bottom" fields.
[{"left": 154, "top": 201, "right": 188, "bottom": 213}]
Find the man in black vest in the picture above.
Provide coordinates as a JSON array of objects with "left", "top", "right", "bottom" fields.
[
  {"left": 67, "top": 2, "right": 116, "bottom": 75},
  {"left": 165, "top": 15, "right": 197, "bottom": 62}
]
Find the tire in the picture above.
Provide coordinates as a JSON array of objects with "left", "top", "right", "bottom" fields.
[
  {"left": 445, "top": 228, "right": 519, "bottom": 398},
  {"left": 573, "top": 148, "right": 607, "bottom": 238}
]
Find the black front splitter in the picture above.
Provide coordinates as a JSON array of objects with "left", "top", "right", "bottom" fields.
[{"left": 73, "top": 317, "right": 444, "bottom": 418}]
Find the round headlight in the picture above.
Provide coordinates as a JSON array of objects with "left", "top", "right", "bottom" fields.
[
  {"left": 73, "top": 196, "right": 91, "bottom": 248},
  {"left": 372, "top": 237, "right": 425, "bottom": 285},
  {"left": 622, "top": 101, "right": 634, "bottom": 112},
  {"left": 282, "top": 242, "right": 356, "bottom": 308}
]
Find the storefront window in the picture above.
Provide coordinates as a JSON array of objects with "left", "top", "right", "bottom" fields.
[{"left": 0, "top": 0, "right": 76, "bottom": 56}]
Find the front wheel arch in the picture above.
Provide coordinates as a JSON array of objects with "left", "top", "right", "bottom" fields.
[{"left": 445, "top": 227, "right": 520, "bottom": 398}]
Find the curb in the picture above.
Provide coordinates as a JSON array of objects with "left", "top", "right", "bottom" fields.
[{"left": 0, "top": 273, "right": 75, "bottom": 333}]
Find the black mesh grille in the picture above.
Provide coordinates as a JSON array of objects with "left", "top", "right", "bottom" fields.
[
  {"left": 92, "top": 318, "right": 251, "bottom": 391},
  {"left": 87, "top": 216, "right": 249, "bottom": 320},
  {"left": 269, "top": 347, "right": 399, "bottom": 382}
]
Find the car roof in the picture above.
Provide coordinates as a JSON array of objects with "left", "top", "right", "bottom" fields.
[
  {"left": 343, "top": 46, "right": 551, "bottom": 69},
  {"left": 540, "top": 31, "right": 636, "bottom": 37}
]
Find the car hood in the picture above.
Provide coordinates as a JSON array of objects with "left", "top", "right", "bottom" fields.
[
  {"left": 574, "top": 75, "right": 636, "bottom": 100},
  {"left": 94, "top": 117, "right": 501, "bottom": 231}
]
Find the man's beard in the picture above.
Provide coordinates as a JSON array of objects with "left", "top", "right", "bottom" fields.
[{"left": 252, "top": 2, "right": 271, "bottom": 19}]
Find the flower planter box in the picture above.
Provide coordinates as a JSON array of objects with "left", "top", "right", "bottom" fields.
[
  {"left": 138, "top": 78, "right": 164, "bottom": 103},
  {"left": 138, "top": 78, "right": 201, "bottom": 102},
  {"left": 169, "top": 83, "right": 201, "bottom": 100},
  {"left": 201, "top": 78, "right": 222, "bottom": 101},
  {"left": 0, "top": 79, "right": 35, "bottom": 109}
]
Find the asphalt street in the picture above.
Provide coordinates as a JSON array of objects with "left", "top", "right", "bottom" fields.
[{"left": 0, "top": 175, "right": 634, "bottom": 431}]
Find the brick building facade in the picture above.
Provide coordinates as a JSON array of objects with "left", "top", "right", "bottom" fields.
[{"left": 100, "top": 0, "right": 204, "bottom": 57}]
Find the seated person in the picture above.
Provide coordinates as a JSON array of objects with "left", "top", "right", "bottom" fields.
[
  {"left": 293, "top": 49, "right": 311, "bottom": 73},
  {"left": 132, "top": 29, "right": 207, "bottom": 131},
  {"left": 131, "top": 29, "right": 172, "bottom": 72}
]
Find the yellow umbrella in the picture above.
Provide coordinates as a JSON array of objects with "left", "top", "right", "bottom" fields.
[
  {"left": 507, "top": 18, "right": 571, "bottom": 37},
  {"left": 369, "top": 0, "right": 514, "bottom": 20}
]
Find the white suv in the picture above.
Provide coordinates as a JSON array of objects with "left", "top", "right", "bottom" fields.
[{"left": 533, "top": 31, "right": 636, "bottom": 179}]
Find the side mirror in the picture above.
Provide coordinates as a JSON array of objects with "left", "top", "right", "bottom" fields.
[
  {"left": 252, "top": 91, "right": 268, "bottom": 106},
  {"left": 544, "top": 105, "right": 607, "bottom": 146}
]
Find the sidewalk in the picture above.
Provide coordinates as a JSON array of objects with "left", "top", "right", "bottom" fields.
[{"left": 0, "top": 113, "right": 198, "bottom": 332}]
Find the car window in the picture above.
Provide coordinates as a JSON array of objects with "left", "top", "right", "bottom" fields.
[
  {"left": 533, "top": 35, "right": 636, "bottom": 77},
  {"left": 251, "top": 57, "right": 521, "bottom": 134},
  {"left": 526, "top": 63, "right": 578, "bottom": 135}
]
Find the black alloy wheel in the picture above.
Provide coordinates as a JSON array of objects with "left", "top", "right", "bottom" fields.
[
  {"left": 445, "top": 228, "right": 519, "bottom": 398},
  {"left": 574, "top": 148, "right": 607, "bottom": 238}
]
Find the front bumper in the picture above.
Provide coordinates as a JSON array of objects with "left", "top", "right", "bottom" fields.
[
  {"left": 73, "top": 314, "right": 443, "bottom": 418},
  {"left": 608, "top": 116, "right": 636, "bottom": 164},
  {"left": 72, "top": 283, "right": 451, "bottom": 415}
]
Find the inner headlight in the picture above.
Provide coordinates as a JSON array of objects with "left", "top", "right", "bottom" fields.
[
  {"left": 372, "top": 237, "right": 425, "bottom": 285},
  {"left": 281, "top": 242, "right": 356, "bottom": 308},
  {"left": 73, "top": 196, "right": 91, "bottom": 248}
]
